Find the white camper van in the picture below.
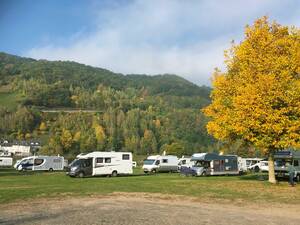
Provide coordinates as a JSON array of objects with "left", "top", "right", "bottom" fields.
[
  {"left": 143, "top": 155, "right": 179, "bottom": 173},
  {"left": 67, "top": 151, "right": 133, "bottom": 178},
  {"left": 16, "top": 156, "right": 65, "bottom": 171},
  {"left": 178, "top": 157, "right": 193, "bottom": 171},
  {"left": 0, "top": 157, "right": 13, "bottom": 167}
]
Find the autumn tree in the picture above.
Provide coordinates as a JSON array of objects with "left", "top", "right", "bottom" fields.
[{"left": 203, "top": 17, "right": 300, "bottom": 183}]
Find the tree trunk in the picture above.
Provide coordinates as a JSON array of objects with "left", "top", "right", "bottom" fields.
[{"left": 268, "top": 153, "right": 276, "bottom": 184}]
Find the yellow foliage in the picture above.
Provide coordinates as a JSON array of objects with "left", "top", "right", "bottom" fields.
[
  {"left": 203, "top": 17, "right": 300, "bottom": 153},
  {"left": 39, "top": 122, "right": 47, "bottom": 131}
]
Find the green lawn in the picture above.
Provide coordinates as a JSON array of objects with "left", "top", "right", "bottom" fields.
[{"left": 0, "top": 168, "right": 299, "bottom": 205}]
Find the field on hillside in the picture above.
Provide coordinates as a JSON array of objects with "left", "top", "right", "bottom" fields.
[{"left": 0, "top": 168, "right": 299, "bottom": 205}]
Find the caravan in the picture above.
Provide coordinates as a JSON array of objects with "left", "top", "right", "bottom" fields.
[
  {"left": 142, "top": 155, "right": 178, "bottom": 173},
  {"left": 67, "top": 151, "right": 133, "bottom": 178},
  {"left": 16, "top": 156, "right": 65, "bottom": 171},
  {"left": 0, "top": 157, "right": 13, "bottom": 167}
]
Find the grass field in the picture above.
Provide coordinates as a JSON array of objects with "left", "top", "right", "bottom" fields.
[{"left": 0, "top": 168, "right": 299, "bottom": 205}]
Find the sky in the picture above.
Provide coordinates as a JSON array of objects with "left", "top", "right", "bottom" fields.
[{"left": 1, "top": 0, "right": 300, "bottom": 85}]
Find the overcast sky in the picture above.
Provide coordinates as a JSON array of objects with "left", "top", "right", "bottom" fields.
[{"left": 1, "top": 0, "right": 299, "bottom": 85}]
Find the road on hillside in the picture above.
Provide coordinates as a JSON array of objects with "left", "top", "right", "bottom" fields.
[{"left": 0, "top": 194, "right": 299, "bottom": 225}]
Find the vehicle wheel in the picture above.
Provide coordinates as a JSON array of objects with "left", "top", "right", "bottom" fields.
[
  {"left": 254, "top": 166, "right": 260, "bottom": 173},
  {"left": 112, "top": 171, "right": 118, "bottom": 177},
  {"left": 296, "top": 174, "right": 300, "bottom": 183},
  {"left": 49, "top": 168, "right": 53, "bottom": 172},
  {"left": 78, "top": 172, "right": 84, "bottom": 178},
  {"left": 201, "top": 171, "right": 207, "bottom": 176},
  {"left": 151, "top": 169, "right": 156, "bottom": 174},
  {"left": 22, "top": 168, "right": 26, "bottom": 172}
]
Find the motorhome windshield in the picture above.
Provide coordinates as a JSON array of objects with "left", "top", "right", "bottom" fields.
[
  {"left": 194, "top": 161, "right": 209, "bottom": 168},
  {"left": 274, "top": 159, "right": 291, "bottom": 167},
  {"left": 70, "top": 159, "right": 84, "bottom": 167},
  {"left": 144, "top": 159, "right": 155, "bottom": 165}
]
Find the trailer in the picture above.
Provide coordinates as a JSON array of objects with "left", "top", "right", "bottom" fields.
[
  {"left": 143, "top": 155, "right": 178, "bottom": 173},
  {"left": 0, "top": 157, "right": 13, "bottom": 167},
  {"left": 16, "top": 155, "right": 64, "bottom": 171},
  {"left": 274, "top": 150, "right": 300, "bottom": 181},
  {"left": 180, "top": 153, "right": 239, "bottom": 176},
  {"left": 67, "top": 151, "right": 133, "bottom": 178}
]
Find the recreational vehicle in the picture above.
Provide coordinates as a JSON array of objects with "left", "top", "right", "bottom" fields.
[
  {"left": 274, "top": 150, "right": 300, "bottom": 181},
  {"left": 0, "top": 157, "right": 13, "bottom": 167},
  {"left": 248, "top": 159, "right": 269, "bottom": 172},
  {"left": 16, "top": 156, "right": 64, "bottom": 171},
  {"left": 238, "top": 157, "right": 263, "bottom": 172},
  {"left": 142, "top": 155, "right": 178, "bottom": 173},
  {"left": 67, "top": 151, "right": 133, "bottom": 178},
  {"left": 178, "top": 157, "right": 193, "bottom": 170},
  {"left": 180, "top": 153, "right": 239, "bottom": 176}
]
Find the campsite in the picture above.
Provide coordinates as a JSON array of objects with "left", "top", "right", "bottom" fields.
[{"left": 0, "top": 167, "right": 300, "bottom": 224}]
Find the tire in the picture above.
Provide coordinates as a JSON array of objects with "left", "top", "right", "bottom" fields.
[
  {"left": 254, "top": 166, "right": 260, "bottom": 173},
  {"left": 296, "top": 174, "right": 300, "bottom": 183},
  {"left": 22, "top": 168, "right": 26, "bottom": 172},
  {"left": 49, "top": 168, "right": 53, "bottom": 172},
  {"left": 78, "top": 172, "right": 84, "bottom": 178},
  {"left": 201, "top": 171, "right": 207, "bottom": 176},
  {"left": 151, "top": 169, "right": 157, "bottom": 174},
  {"left": 112, "top": 171, "right": 118, "bottom": 177}
]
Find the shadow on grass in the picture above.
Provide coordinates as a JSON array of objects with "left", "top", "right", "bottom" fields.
[{"left": 238, "top": 173, "right": 268, "bottom": 181}]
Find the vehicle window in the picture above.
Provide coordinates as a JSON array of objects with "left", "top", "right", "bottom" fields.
[
  {"left": 122, "top": 154, "right": 130, "bottom": 160},
  {"left": 143, "top": 159, "right": 155, "bottom": 165},
  {"left": 182, "top": 160, "right": 186, "bottom": 165},
  {"left": 294, "top": 160, "right": 299, "bottom": 167},
  {"left": 34, "top": 159, "right": 44, "bottom": 166},
  {"left": 162, "top": 159, "right": 168, "bottom": 163},
  {"left": 96, "top": 158, "right": 103, "bottom": 163},
  {"left": 105, "top": 158, "right": 111, "bottom": 163},
  {"left": 155, "top": 160, "right": 160, "bottom": 165},
  {"left": 0, "top": 160, "right": 2, "bottom": 162}
]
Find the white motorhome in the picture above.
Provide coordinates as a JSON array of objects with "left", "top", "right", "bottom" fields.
[
  {"left": 16, "top": 156, "right": 64, "bottom": 171},
  {"left": 142, "top": 155, "right": 179, "bottom": 173},
  {"left": 238, "top": 157, "right": 263, "bottom": 172},
  {"left": 0, "top": 157, "right": 13, "bottom": 167},
  {"left": 248, "top": 159, "right": 269, "bottom": 172},
  {"left": 178, "top": 157, "right": 193, "bottom": 171},
  {"left": 67, "top": 151, "right": 133, "bottom": 178}
]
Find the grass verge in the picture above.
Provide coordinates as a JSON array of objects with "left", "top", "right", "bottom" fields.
[{"left": 0, "top": 168, "right": 299, "bottom": 205}]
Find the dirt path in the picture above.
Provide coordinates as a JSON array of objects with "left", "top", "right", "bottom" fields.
[{"left": 0, "top": 193, "right": 299, "bottom": 225}]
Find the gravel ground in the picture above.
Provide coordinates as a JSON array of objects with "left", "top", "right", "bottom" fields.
[{"left": 0, "top": 193, "right": 299, "bottom": 225}]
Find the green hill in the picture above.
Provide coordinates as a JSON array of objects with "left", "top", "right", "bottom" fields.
[{"left": 0, "top": 52, "right": 215, "bottom": 157}]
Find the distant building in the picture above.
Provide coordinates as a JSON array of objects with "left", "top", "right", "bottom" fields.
[{"left": 0, "top": 140, "right": 41, "bottom": 157}]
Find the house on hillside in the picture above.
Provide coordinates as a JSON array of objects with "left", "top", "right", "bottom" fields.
[{"left": 0, "top": 140, "right": 41, "bottom": 157}]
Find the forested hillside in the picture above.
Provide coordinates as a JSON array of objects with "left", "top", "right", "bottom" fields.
[{"left": 0, "top": 52, "right": 216, "bottom": 158}]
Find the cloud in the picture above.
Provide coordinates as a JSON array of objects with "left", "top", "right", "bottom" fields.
[{"left": 26, "top": 0, "right": 300, "bottom": 85}]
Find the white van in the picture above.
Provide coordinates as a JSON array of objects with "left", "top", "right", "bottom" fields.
[
  {"left": 67, "top": 151, "right": 133, "bottom": 178},
  {"left": 0, "top": 157, "right": 13, "bottom": 167},
  {"left": 143, "top": 155, "right": 178, "bottom": 173},
  {"left": 16, "top": 156, "right": 65, "bottom": 171},
  {"left": 178, "top": 157, "right": 193, "bottom": 170}
]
